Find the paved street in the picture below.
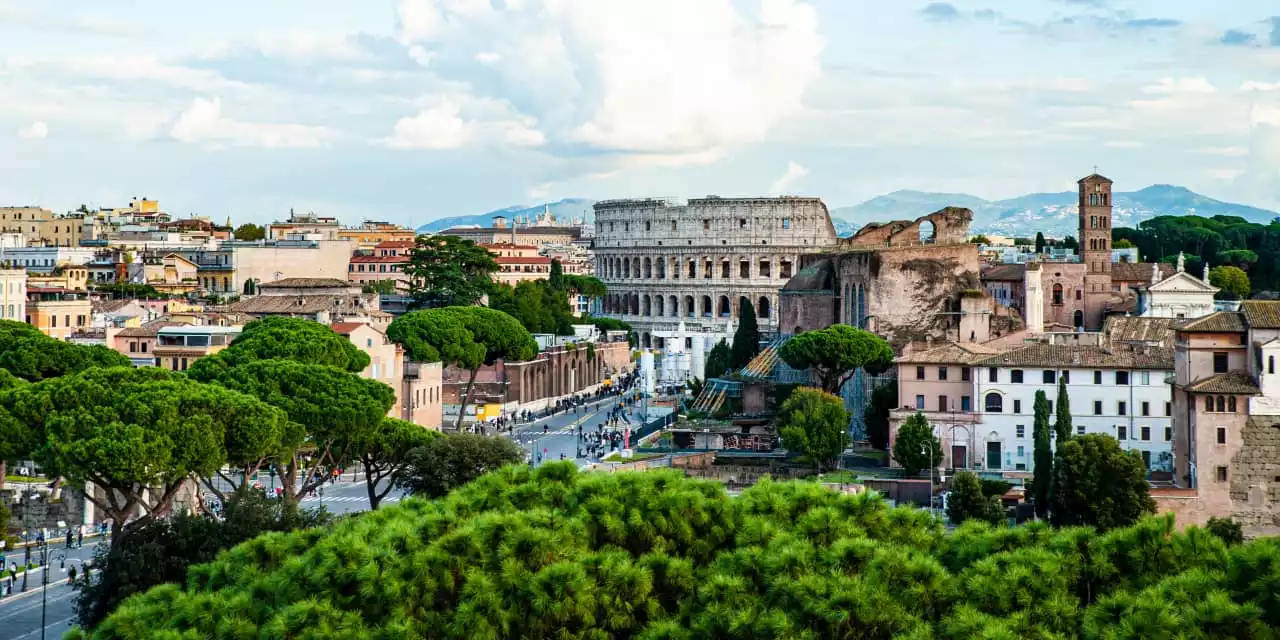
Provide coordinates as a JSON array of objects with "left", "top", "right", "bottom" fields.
[
  {"left": 509, "top": 391, "right": 651, "bottom": 465},
  {"left": 0, "top": 540, "right": 102, "bottom": 640}
]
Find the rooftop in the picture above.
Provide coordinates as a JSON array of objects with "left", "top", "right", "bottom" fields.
[
  {"left": 1241, "top": 300, "right": 1280, "bottom": 329},
  {"left": 981, "top": 264, "right": 1025, "bottom": 281},
  {"left": 157, "top": 325, "right": 240, "bottom": 336},
  {"left": 1175, "top": 311, "right": 1246, "bottom": 334},
  {"left": 1186, "top": 372, "right": 1260, "bottom": 395},
  {"left": 116, "top": 320, "right": 183, "bottom": 338},
  {"left": 976, "top": 343, "right": 1173, "bottom": 370},
  {"left": 897, "top": 341, "right": 1003, "bottom": 365},
  {"left": 495, "top": 256, "right": 551, "bottom": 265},
  {"left": 259, "top": 278, "right": 355, "bottom": 289},
  {"left": 1103, "top": 316, "right": 1177, "bottom": 348}
]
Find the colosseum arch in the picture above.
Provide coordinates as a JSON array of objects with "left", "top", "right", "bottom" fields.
[
  {"left": 643, "top": 257, "right": 652, "bottom": 278},
  {"left": 758, "top": 296, "right": 771, "bottom": 319},
  {"left": 632, "top": 258, "right": 641, "bottom": 279},
  {"left": 684, "top": 295, "right": 694, "bottom": 317},
  {"left": 701, "top": 295, "right": 713, "bottom": 317},
  {"left": 668, "top": 295, "right": 678, "bottom": 317},
  {"left": 738, "top": 295, "right": 750, "bottom": 317},
  {"left": 642, "top": 295, "right": 651, "bottom": 316},
  {"left": 718, "top": 296, "right": 731, "bottom": 317},
  {"left": 655, "top": 295, "right": 664, "bottom": 316},
  {"left": 686, "top": 259, "right": 696, "bottom": 279},
  {"left": 630, "top": 294, "right": 639, "bottom": 315},
  {"left": 623, "top": 259, "right": 630, "bottom": 279},
  {"left": 656, "top": 259, "right": 666, "bottom": 279}
]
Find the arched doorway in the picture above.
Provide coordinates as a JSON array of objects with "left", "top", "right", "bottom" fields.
[
  {"left": 1073, "top": 309, "right": 1084, "bottom": 329},
  {"left": 919, "top": 220, "right": 936, "bottom": 244},
  {"left": 668, "top": 295, "right": 678, "bottom": 317},
  {"left": 758, "top": 296, "right": 771, "bottom": 319},
  {"left": 701, "top": 295, "right": 712, "bottom": 317},
  {"left": 718, "top": 296, "right": 731, "bottom": 317},
  {"left": 684, "top": 296, "right": 695, "bottom": 317}
]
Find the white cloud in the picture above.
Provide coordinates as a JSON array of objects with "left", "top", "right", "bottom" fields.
[
  {"left": 395, "top": 0, "right": 824, "bottom": 161},
  {"left": 3, "top": 55, "right": 244, "bottom": 93},
  {"left": 1142, "top": 77, "right": 1216, "bottom": 95},
  {"left": 384, "top": 98, "right": 545, "bottom": 150},
  {"left": 1207, "top": 169, "right": 1245, "bottom": 181},
  {"left": 17, "top": 120, "right": 48, "bottom": 139},
  {"left": 769, "top": 160, "right": 809, "bottom": 193},
  {"left": 170, "top": 97, "right": 333, "bottom": 148},
  {"left": 408, "top": 45, "right": 434, "bottom": 67},
  {"left": 1103, "top": 140, "right": 1142, "bottom": 149},
  {"left": 203, "top": 32, "right": 369, "bottom": 62},
  {"left": 1196, "top": 146, "right": 1250, "bottom": 157},
  {"left": 1241, "top": 81, "right": 1280, "bottom": 92}
]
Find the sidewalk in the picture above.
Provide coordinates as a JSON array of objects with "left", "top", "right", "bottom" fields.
[{"left": 6, "top": 532, "right": 105, "bottom": 551}]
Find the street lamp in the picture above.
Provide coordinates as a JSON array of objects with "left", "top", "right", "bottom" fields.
[
  {"left": 922, "top": 444, "right": 934, "bottom": 517},
  {"left": 39, "top": 541, "right": 68, "bottom": 640}
]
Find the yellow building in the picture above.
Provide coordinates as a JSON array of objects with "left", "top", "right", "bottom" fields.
[
  {"left": 338, "top": 222, "right": 417, "bottom": 251},
  {"left": 0, "top": 207, "right": 105, "bottom": 247},
  {"left": 27, "top": 263, "right": 89, "bottom": 291},
  {"left": 26, "top": 287, "right": 91, "bottom": 340}
]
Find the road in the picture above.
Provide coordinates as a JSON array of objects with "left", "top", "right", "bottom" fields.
[
  {"left": 0, "top": 540, "right": 102, "bottom": 640},
  {"left": 509, "top": 391, "right": 650, "bottom": 465}
]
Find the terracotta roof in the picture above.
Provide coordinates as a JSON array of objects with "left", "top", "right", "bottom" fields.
[
  {"left": 373, "top": 240, "right": 415, "bottom": 249},
  {"left": 258, "top": 278, "right": 355, "bottom": 289},
  {"left": 1175, "top": 311, "right": 1246, "bottom": 334},
  {"left": 981, "top": 264, "right": 1026, "bottom": 281},
  {"left": 116, "top": 320, "right": 182, "bottom": 338},
  {"left": 1078, "top": 173, "right": 1113, "bottom": 184},
  {"left": 479, "top": 243, "right": 538, "bottom": 250},
  {"left": 495, "top": 256, "right": 551, "bottom": 265},
  {"left": 897, "top": 341, "right": 1003, "bottom": 365},
  {"left": 977, "top": 344, "right": 1173, "bottom": 370},
  {"left": 350, "top": 255, "right": 408, "bottom": 263},
  {"left": 329, "top": 322, "right": 374, "bottom": 335},
  {"left": 92, "top": 299, "right": 134, "bottom": 314},
  {"left": 1104, "top": 316, "right": 1176, "bottom": 348},
  {"left": 1112, "top": 262, "right": 1174, "bottom": 283},
  {"left": 1241, "top": 301, "right": 1280, "bottom": 329},
  {"left": 231, "top": 294, "right": 378, "bottom": 315},
  {"left": 1187, "top": 372, "right": 1260, "bottom": 395}
]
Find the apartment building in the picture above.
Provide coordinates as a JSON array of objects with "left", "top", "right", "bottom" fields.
[
  {"left": 152, "top": 325, "right": 240, "bottom": 371},
  {"left": 26, "top": 287, "right": 91, "bottom": 340},
  {"left": 331, "top": 321, "right": 443, "bottom": 430}
]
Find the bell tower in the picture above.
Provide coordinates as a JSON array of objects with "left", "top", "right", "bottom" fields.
[{"left": 1078, "top": 173, "right": 1113, "bottom": 329}]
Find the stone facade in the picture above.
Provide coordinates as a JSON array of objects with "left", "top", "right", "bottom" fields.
[
  {"left": 593, "top": 197, "right": 838, "bottom": 347},
  {"left": 441, "top": 337, "right": 632, "bottom": 414}
]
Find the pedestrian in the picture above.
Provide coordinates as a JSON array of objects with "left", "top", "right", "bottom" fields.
[
  {"left": 68, "top": 565, "right": 77, "bottom": 584},
  {"left": 66, "top": 530, "right": 73, "bottom": 549},
  {"left": 76, "top": 528, "right": 83, "bottom": 548}
]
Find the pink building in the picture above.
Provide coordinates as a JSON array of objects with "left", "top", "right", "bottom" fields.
[
  {"left": 331, "top": 321, "right": 442, "bottom": 430},
  {"left": 348, "top": 240, "right": 413, "bottom": 292}
]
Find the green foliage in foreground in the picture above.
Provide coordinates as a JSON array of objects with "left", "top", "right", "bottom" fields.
[{"left": 75, "top": 465, "right": 1280, "bottom": 639}]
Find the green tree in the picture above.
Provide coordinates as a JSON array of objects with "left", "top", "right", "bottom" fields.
[
  {"left": 562, "top": 274, "right": 607, "bottom": 297},
  {"left": 1035, "top": 231, "right": 1046, "bottom": 253},
  {"left": 404, "top": 235, "right": 498, "bottom": 309},
  {"left": 187, "top": 316, "right": 370, "bottom": 381},
  {"left": 1049, "top": 433, "right": 1156, "bottom": 530},
  {"left": 892, "top": 412, "right": 941, "bottom": 477},
  {"left": 0, "top": 339, "right": 131, "bottom": 382},
  {"left": 1113, "top": 238, "right": 1136, "bottom": 249},
  {"left": 548, "top": 258, "right": 565, "bottom": 290},
  {"left": 3, "top": 367, "right": 293, "bottom": 545},
  {"left": 730, "top": 299, "right": 761, "bottom": 369},
  {"left": 200, "top": 359, "right": 395, "bottom": 503},
  {"left": 73, "top": 488, "right": 330, "bottom": 630},
  {"left": 947, "top": 471, "right": 1004, "bottom": 525},
  {"left": 1216, "top": 249, "right": 1259, "bottom": 269},
  {"left": 704, "top": 339, "right": 730, "bottom": 380},
  {"left": 1210, "top": 265, "right": 1251, "bottom": 300},
  {"left": 232, "top": 223, "right": 265, "bottom": 241},
  {"left": 1206, "top": 517, "right": 1244, "bottom": 545},
  {"left": 1053, "top": 376, "right": 1072, "bottom": 446},
  {"left": 396, "top": 433, "right": 524, "bottom": 498},
  {"left": 1031, "top": 389, "right": 1053, "bottom": 518},
  {"left": 776, "top": 387, "right": 851, "bottom": 473},
  {"left": 361, "top": 279, "right": 399, "bottom": 295},
  {"left": 864, "top": 381, "right": 897, "bottom": 450},
  {"left": 1063, "top": 235, "right": 1078, "bottom": 250},
  {"left": 488, "top": 279, "right": 576, "bottom": 335},
  {"left": 969, "top": 235, "right": 991, "bottom": 244},
  {"left": 357, "top": 418, "right": 440, "bottom": 509},
  {"left": 778, "top": 324, "right": 894, "bottom": 394},
  {"left": 388, "top": 307, "right": 537, "bottom": 429},
  {"left": 93, "top": 283, "right": 166, "bottom": 299}
]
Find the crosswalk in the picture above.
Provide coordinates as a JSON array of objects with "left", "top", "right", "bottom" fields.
[{"left": 298, "top": 494, "right": 402, "bottom": 504}]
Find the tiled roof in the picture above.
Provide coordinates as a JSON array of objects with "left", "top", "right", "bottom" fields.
[
  {"left": 231, "top": 294, "right": 378, "bottom": 315},
  {"left": 91, "top": 299, "right": 133, "bottom": 314},
  {"left": 1241, "top": 300, "right": 1280, "bottom": 329},
  {"left": 350, "top": 255, "right": 408, "bottom": 263},
  {"left": 981, "top": 264, "right": 1026, "bottom": 281},
  {"left": 259, "top": 278, "right": 355, "bottom": 289},
  {"left": 1187, "top": 372, "right": 1260, "bottom": 395},
  {"left": 897, "top": 341, "right": 1003, "bottom": 364},
  {"left": 116, "top": 320, "right": 182, "bottom": 338},
  {"left": 330, "top": 322, "right": 373, "bottom": 335},
  {"left": 1104, "top": 316, "right": 1177, "bottom": 348},
  {"left": 1112, "top": 262, "right": 1174, "bottom": 283},
  {"left": 495, "top": 256, "right": 551, "bottom": 265},
  {"left": 1175, "top": 311, "right": 1246, "bottom": 334},
  {"left": 976, "top": 344, "right": 1173, "bottom": 370}
]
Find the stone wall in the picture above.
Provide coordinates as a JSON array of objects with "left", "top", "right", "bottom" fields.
[
  {"left": 441, "top": 339, "right": 632, "bottom": 411},
  {"left": 1228, "top": 416, "right": 1280, "bottom": 537}
]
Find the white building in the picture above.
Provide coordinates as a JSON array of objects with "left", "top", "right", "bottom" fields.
[
  {"left": 0, "top": 267, "right": 27, "bottom": 322},
  {"left": 0, "top": 246, "right": 97, "bottom": 273},
  {"left": 974, "top": 344, "right": 1175, "bottom": 473},
  {"left": 1139, "top": 256, "right": 1218, "bottom": 320}
]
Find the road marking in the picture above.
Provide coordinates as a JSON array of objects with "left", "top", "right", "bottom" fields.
[
  {"left": 297, "top": 495, "right": 402, "bottom": 504},
  {"left": 11, "top": 614, "right": 75, "bottom": 640},
  {"left": 0, "top": 587, "right": 78, "bottom": 622}
]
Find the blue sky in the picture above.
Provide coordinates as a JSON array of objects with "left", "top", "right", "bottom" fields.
[{"left": 2, "top": 0, "right": 1279, "bottom": 225}]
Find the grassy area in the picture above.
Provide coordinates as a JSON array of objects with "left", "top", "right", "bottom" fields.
[
  {"left": 5, "top": 475, "right": 49, "bottom": 484},
  {"left": 602, "top": 452, "right": 665, "bottom": 463}
]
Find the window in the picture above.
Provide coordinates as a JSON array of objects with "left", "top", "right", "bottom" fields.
[
  {"left": 916, "top": 366, "right": 925, "bottom": 380},
  {"left": 1140, "top": 371, "right": 1150, "bottom": 385},
  {"left": 1216, "top": 466, "right": 1228, "bottom": 482},
  {"left": 1048, "top": 400, "right": 1053, "bottom": 414},
  {"left": 938, "top": 366, "right": 948, "bottom": 381},
  {"left": 1094, "top": 370, "right": 1102, "bottom": 384},
  {"left": 1204, "top": 396, "right": 1214, "bottom": 412},
  {"left": 1228, "top": 396, "right": 1237, "bottom": 412},
  {"left": 782, "top": 218, "right": 792, "bottom": 229},
  {"left": 1075, "top": 289, "right": 1082, "bottom": 301},
  {"left": 1217, "top": 427, "right": 1227, "bottom": 444},
  {"left": 938, "top": 395, "right": 948, "bottom": 412},
  {"left": 1271, "top": 355, "right": 1276, "bottom": 375},
  {"left": 739, "top": 218, "right": 747, "bottom": 229},
  {"left": 961, "top": 367, "right": 971, "bottom": 382},
  {"left": 702, "top": 219, "right": 710, "bottom": 230},
  {"left": 1165, "top": 402, "right": 1172, "bottom": 417},
  {"left": 1116, "top": 371, "right": 1130, "bottom": 385},
  {"left": 1011, "top": 369, "right": 1024, "bottom": 383},
  {"left": 1015, "top": 425, "right": 1025, "bottom": 438},
  {"left": 1141, "top": 401, "right": 1150, "bottom": 417},
  {"left": 1118, "top": 401, "right": 1127, "bottom": 416},
  {"left": 1043, "top": 370, "right": 1056, "bottom": 384},
  {"left": 915, "top": 395, "right": 925, "bottom": 410},
  {"left": 1093, "top": 400, "right": 1103, "bottom": 415},
  {"left": 985, "top": 393, "right": 1003, "bottom": 413},
  {"left": 1217, "top": 396, "right": 1226, "bottom": 412},
  {"left": 1013, "top": 399, "right": 1022, "bottom": 413},
  {"left": 1017, "top": 445, "right": 1025, "bottom": 458},
  {"left": 1052, "top": 283, "right": 1064, "bottom": 305},
  {"left": 645, "top": 221, "right": 651, "bottom": 231},
  {"left": 1077, "top": 425, "right": 1085, "bottom": 435},
  {"left": 1140, "top": 426, "right": 1151, "bottom": 441},
  {"left": 1213, "top": 352, "right": 1228, "bottom": 374},
  {"left": 1062, "top": 371, "right": 1070, "bottom": 384},
  {"left": 989, "top": 367, "right": 998, "bottom": 383},
  {"left": 1165, "top": 427, "right": 1172, "bottom": 441},
  {"left": 1142, "top": 450, "right": 1151, "bottom": 469},
  {"left": 1117, "top": 426, "right": 1127, "bottom": 440},
  {"left": 759, "top": 260, "right": 771, "bottom": 278},
  {"left": 129, "top": 342, "right": 137, "bottom": 353},
  {"left": 672, "top": 220, "right": 678, "bottom": 231}
]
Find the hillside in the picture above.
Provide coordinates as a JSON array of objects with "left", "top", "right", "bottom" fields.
[
  {"left": 832, "top": 185, "right": 1278, "bottom": 238},
  {"left": 416, "top": 198, "right": 596, "bottom": 233}
]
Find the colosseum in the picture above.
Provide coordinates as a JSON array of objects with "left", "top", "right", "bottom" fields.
[{"left": 594, "top": 196, "right": 839, "bottom": 348}]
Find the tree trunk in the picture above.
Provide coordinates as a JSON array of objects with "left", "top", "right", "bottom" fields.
[
  {"left": 454, "top": 367, "right": 480, "bottom": 430},
  {"left": 0, "top": 459, "right": 6, "bottom": 493}
]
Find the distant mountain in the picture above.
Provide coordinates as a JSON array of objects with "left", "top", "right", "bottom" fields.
[
  {"left": 416, "top": 198, "right": 596, "bottom": 234},
  {"left": 831, "top": 185, "right": 1279, "bottom": 238}
]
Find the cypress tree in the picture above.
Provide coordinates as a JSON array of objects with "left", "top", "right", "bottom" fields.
[
  {"left": 1053, "top": 376, "right": 1072, "bottom": 446},
  {"left": 730, "top": 299, "right": 760, "bottom": 369},
  {"left": 1035, "top": 232, "right": 1046, "bottom": 254},
  {"left": 1032, "top": 389, "right": 1053, "bottom": 518}
]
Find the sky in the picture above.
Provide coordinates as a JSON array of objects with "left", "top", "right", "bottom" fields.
[{"left": 2, "top": 0, "right": 1279, "bottom": 226}]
